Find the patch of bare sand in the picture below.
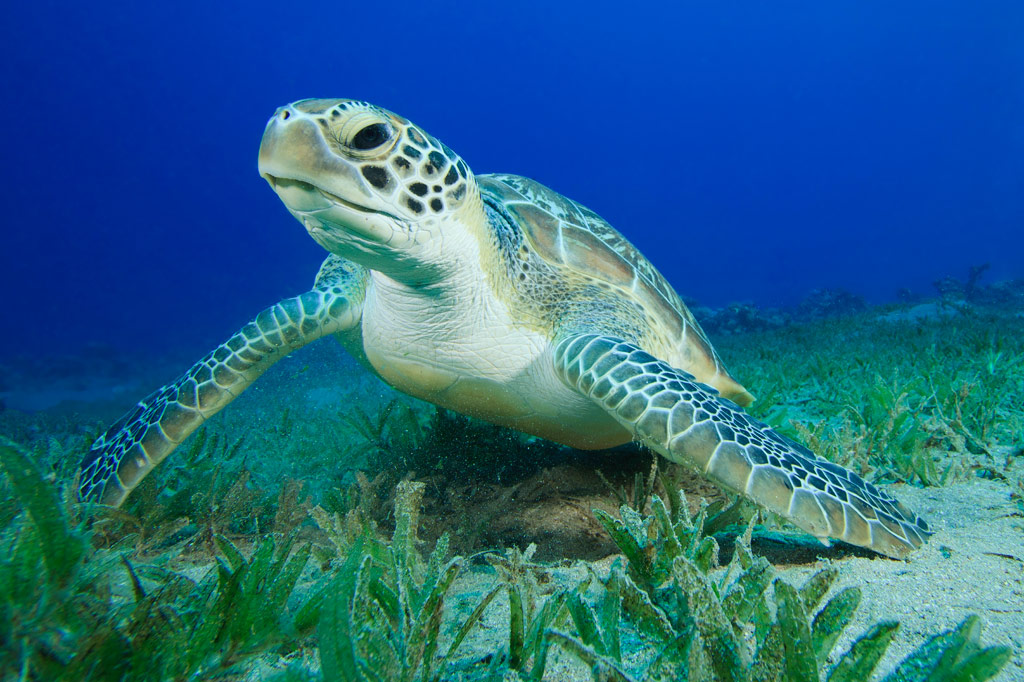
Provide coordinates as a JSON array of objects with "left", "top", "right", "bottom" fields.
[{"left": 778, "top": 479, "right": 1023, "bottom": 681}]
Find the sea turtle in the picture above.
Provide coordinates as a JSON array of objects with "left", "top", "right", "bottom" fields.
[{"left": 79, "top": 98, "right": 930, "bottom": 558}]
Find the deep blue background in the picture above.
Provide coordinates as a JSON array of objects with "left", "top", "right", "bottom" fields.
[{"left": 2, "top": 1, "right": 1022, "bottom": 359}]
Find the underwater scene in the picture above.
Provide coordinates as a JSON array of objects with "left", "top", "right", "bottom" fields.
[{"left": 2, "top": 2, "right": 1022, "bottom": 681}]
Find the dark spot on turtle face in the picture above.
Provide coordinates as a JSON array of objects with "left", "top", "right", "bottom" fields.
[
  {"left": 430, "top": 198, "right": 443, "bottom": 212},
  {"left": 361, "top": 166, "right": 390, "bottom": 190},
  {"left": 423, "top": 161, "right": 437, "bottom": 176},
  {"left": 410, "top": 182, "right": 428, "bottom": 196},
  {"left": 444, "top": 166, "right": 459, "bottom": 186},
  {"left": 391, "top": 156, "right": 413, "bottom": 178},
  {"left": 407, "top": 127, "right": 428, "bottom": 148},
  {"left": 442, "top": 143, "right": 457, "bottom": 162},
  {"left": 428, "top": 150, "right": 447, "bottom": 170},
  {"left": 450, "top": 184, "right": 466, "bottom": 201},
  {"left": 456, "top": 160, "right": 467, "bottom": 177},
  {"left": 519, "top": 272, "right": 526, "bottom": 281},
  {"left": 405, "top": 196, "right": 423, "bottom": 214},
  {"left": 402, "top": 145, "right": 421, "bottom": 159},
  {"left": 433, "top": 184, "right": 442, "bottom": 193}
]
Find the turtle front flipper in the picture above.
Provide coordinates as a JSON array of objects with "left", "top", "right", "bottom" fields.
[
  {"left": 553, "top": 334, "right": 931, "bottom": 559},
  {"left": 79, "top": 272, "right": 364, "bottom": 507}
]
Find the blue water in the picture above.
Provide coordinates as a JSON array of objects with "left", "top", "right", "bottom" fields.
[{"left": 2, "top": 1, "right": 1021, "bottom": 359}]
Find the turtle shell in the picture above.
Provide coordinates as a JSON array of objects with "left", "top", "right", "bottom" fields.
[{"left": 478, "top": 173, "right": 753, "bottom": 406}]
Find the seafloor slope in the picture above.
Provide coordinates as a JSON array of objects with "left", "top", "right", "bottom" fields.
[{"left": 0, "top": 294, "right": 1021, "bottom": 680}]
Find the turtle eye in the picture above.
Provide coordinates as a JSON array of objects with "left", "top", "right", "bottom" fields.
[{"left": 351, "top": 123, "right": 391, "bottom": 150}]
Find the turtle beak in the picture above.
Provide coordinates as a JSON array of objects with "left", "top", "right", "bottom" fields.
[
  {"left": 257, "top": 104, "right": 370, "bottom": 204},
  {"left": 259, "top": 102, "right": 414, "bottom": 268}
]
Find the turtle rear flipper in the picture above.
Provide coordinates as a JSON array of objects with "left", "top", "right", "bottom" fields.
[
  {"left": 554, "top": 333, "right": 931, "bottom": 559},
  {"left": 79, "top": 273, "right": 364, "bottom": 507}
]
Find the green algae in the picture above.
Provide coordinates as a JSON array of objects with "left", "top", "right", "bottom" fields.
[
  {"left": 0, "top": 305, "right": 1020, "bottom": 681},
  {"left": 0, "top": 436, "right": 1013, "bottom": 681}
]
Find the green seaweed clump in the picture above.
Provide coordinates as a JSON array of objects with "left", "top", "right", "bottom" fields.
[
  {"left": 484, "top": 544, "right": 573, "bottom": 680},
  {"left": 548, "top": 490, "right": 1011, "bottom": 682},
  {"left": 305, "top": 480, "right": 496, "bottom": 681},
  {"left": 0, "top": 438, "right": 315, "bottom": 681},
  {"left": 91, "top": 426, "right": 274, "bottom": 555}
]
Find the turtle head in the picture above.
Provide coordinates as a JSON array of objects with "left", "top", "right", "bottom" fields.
[{"left": 259, "top": 99, "right": 481, "bottom": 282}]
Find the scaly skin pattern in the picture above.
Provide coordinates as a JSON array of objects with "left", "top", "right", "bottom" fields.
[
  {"left": 554, "top": 334, "right": 931, "bottom": 558},
  {"left": 79, "top": 279, "right": 363, "bottom": 506}
]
